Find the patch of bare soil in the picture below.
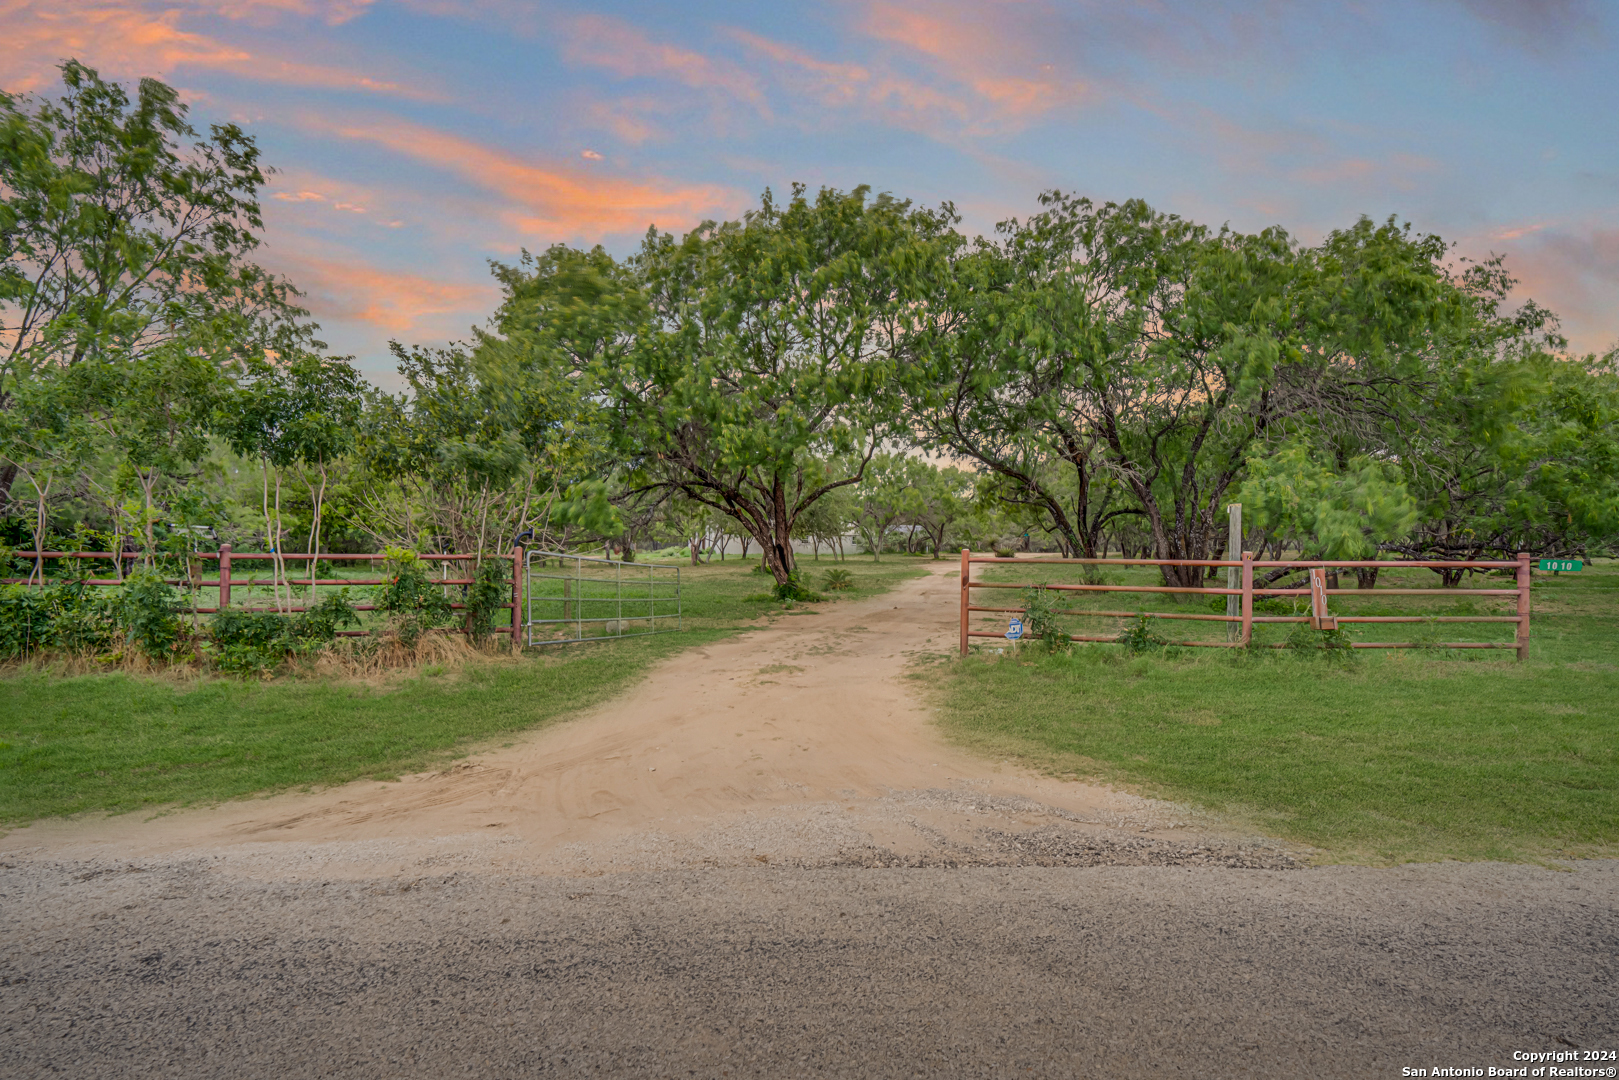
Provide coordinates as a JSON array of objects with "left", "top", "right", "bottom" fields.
[{"left": 0, "top": 564, "right": 1300, "bottom": 876}]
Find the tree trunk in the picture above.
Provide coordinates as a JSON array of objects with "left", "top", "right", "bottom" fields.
[{"left": 1355, "top": 566, "right": 1380, "bottom": 589}]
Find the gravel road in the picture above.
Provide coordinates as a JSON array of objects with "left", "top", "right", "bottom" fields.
[{"left": 3, "top": 856, "right": 1614, "bottom": 1079}]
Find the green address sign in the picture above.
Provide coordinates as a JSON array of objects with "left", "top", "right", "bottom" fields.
[{"left": 1538, "top": 559, "right": 1583, "bottom": 572}]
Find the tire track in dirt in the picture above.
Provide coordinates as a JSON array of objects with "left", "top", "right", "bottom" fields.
[{"left": 1, "top": 563, "right": 1298, "bottom": 875}]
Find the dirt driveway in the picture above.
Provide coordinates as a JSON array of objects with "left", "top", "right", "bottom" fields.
[{"left": 2, "top": 562, "right": 1614, "bottom": 1078}]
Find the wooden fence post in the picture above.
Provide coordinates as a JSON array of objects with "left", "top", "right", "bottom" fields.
[
  {"left": 1516, "top": 551, "right": 1531, "bottom": 662},
  {"left": 511, "top": 544, "right": 525, "bottom": 650},
  {"left": 218, "top": 544, "right": 232, "bottom": 612},
  {"left": 1240, "top": 550, "right": 1254, "bottom": 646},
  {"left": 959, "top": 547, "right": 970, "bottom": 657}
]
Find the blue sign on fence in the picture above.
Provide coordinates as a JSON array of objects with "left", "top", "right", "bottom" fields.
[{"left": 1006, "top": 618, "right": 1024, "bottom": 641}]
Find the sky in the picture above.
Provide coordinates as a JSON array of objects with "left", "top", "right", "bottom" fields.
[{"left": 3, "top": 0, "right": 1616, "bottom": 384}]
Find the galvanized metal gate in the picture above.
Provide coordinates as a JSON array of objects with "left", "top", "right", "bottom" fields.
[{"left": 523, "top": 550, "right": 681, "bottom": 646}]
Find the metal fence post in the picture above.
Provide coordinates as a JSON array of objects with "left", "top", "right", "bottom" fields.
[
  {"left": 218, "top": 544, "right": 232, "bottom": 612},
  {"left": 959, "top": 548, "right": 970, "bottom": 657},
  {"left": 1516, "top": 551, "right": 1532, "bottom": 661},
  {"left": 1240, "top": 550, "right": 1254, "bottom": 646}
]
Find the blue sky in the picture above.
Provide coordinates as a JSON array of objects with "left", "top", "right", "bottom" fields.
[{"left": 4, "top": 0, "right": 1615, "bottom": 383}]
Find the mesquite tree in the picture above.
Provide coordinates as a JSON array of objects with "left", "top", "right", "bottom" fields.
[
  {"left": 599, "top": 185, "right": 957, "bottom": 586},
  {"left": 912, "top": 194, "right": 1470, "bottom": 585}
]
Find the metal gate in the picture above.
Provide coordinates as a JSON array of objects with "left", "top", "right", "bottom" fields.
[{"left": 523, "top": 550, "right": 681, "bottom": 646}]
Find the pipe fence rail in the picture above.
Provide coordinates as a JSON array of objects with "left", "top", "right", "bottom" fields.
[
  {"left": 959, "top": 550, "right": 1533, "bottom": 660},
  {"left": 523, "top": 550, "right": 681, "bottom": 646},
  {"left": 2, "top": 544, "right": 527, "bottom": 644}
]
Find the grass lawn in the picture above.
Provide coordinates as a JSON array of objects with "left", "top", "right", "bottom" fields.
[
  {"left": 934, "top": 560, "right": 1618, "bottom": 864},
  {"left": 0, "top": 556, "right": 927, "bottom": 827}
]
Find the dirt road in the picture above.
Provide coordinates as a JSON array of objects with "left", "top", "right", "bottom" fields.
[{"left": 2, "top": 563, "right": 1615, "bottom": 1078}]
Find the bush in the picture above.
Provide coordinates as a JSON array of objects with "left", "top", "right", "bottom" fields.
[
  {"left": 374, "top": 547, "right": 456, "bottom": 646},
  {"left": 209, "top": 590, "right": 360, "bottom": 677},
  {"left": 1117, "top": 613, "right": 1168, "bottom": 652},
  {"left": 0, "top": 580, "right": 140, "bottom": 661},
  {"left": 772, "top": 571, "right": 822, "bottom": 602},
  {"left": 1018, "top": 585, "right": 1069, "bottom": 652},
  {"left": 1284, "top": 622, "right": 1356, "bottom": 661},
  {"left": 119, "top": 573, "right": 186, "bottom": 660},
  {"left": 465, "top": 558, "right": 511, "bottom": 644},
  {"left": 822, "top": 568, "right": 854, "bottom": 591}
]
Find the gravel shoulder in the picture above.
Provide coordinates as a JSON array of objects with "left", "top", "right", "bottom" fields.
[{"left": 2, "top": 857, "right": 1614, "bottom": 1079}]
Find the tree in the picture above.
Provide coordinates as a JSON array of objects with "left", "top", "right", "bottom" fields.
[
  {"left": 1, "top": 61, "right": 314, "bottom": 514},
  {"left": 914, "top": 195, "right": 1471, "bottom": 586},
  {"left": 908, "top": 464, "right": 974, "bottom": 558},
  {"left": 850, "top": 453, "right": 921, "bottom": 559},
  {"left": 598, "top": 185, "right": 958, "bottom": 587}
]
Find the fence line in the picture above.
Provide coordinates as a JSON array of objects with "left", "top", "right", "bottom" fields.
[
  {"left": 958, "top": 550, "right": 1533, "bottom": 660},
  {"left": 3, "top": 544, "right": 528, "bottom": 645},
  {"left": 522, "top": 550, "right": 680, "bottom": 646}
]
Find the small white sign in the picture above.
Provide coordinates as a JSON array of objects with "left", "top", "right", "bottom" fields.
[{"left": 1006, "top": 618, "right": 1024, "bottom": 641}]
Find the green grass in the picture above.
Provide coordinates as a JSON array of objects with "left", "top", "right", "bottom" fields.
[
  {"left": 0, "top": 557, "right": 928, "bottom": 826},
  {"left": 935, "top": 561, "right": 1619, "bottom": 864}
]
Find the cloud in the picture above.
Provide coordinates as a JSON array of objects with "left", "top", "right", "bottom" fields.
[
  {"left": 561, "top": 14, "right": 767, "bottom": 115},
  {"left": 0, "top": 0, "right": 430, "bottom": 98},
  {"left": 1443, "top": 0, "right": 1606, "bottom": 53},
  {"left": 1494, "top": 223, "right": 1619, "bottom": 354},
  {"left": 275, "top": 253, "right": 498, "bottom": 335},
  {"left": 274, "top": 190, "right": 327, "bottom": 202},
  {"left": 581, "top": 149, "right": 603, "bottom": 160},
  {"left": 1290, "top": 153, "right": 1439, "bottom": 190},
  {"left": 856, "top": 1, "right": 1086, "bottom": 119},
  {"left": 302, "top": 114, "right": 740, "bottom": 238}
]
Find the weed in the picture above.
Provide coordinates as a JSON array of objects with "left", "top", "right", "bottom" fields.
[{"left": 1117, "top": 613, "right": 1168, "bottom": 652}]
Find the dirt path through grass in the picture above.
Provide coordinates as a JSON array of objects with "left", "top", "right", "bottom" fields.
[{"left": 1, "top": 562, "right": 1293, "bottom": 874}]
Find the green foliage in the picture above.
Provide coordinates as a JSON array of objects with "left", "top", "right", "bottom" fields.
[
  {"left": 208, "top": 590, "right": 359, "bottom": 677},
  {"left": 1018, "top": 585, "right": 1068, "bottom": 652},
  {"left": 771, "top": 571, "right": 821, "bottom": 603},
  {"left": 465, "top": 558, "right": 512, "bottom": 644},
  {"left": 373, "top": 548, "right": 456, "bottom": 646},
  {"left": 1239, "top": 443, "right": 1418, "bottom": 559},
  {"left": 822, "top": 568, "right": 854, "bottom": 591},
  {"left": 1116, "top": 613, "right": 1168, "bottom": 652},
  {"left": 1284, "top": 623, "right": 1356, "bottom": 659},
  {"left": 599, "top": 185, "right": 959, "bottom": 586},
  {"left": 116, "top": 573, "right": 185, "bottom": 660}
]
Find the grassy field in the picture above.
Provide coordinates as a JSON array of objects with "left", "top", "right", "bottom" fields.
[
  {"left": 936, "top": 559, "right": 1618, "bottom": 864},
  {"left": 0, "top": 556, "right": 927, "bottom": 826}
]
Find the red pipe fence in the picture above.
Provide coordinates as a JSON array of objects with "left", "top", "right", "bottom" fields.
[
  {"left": 3, "top": 544, "right": 528, "bottom": 646},
  {"left": 958, "top": 549, "right": 1533, "bottom": 660}
]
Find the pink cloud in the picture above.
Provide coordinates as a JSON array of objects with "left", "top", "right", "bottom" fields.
[
  {"left": 855, "top": 1, "right": 1089, "bottom": 122},
  {"left": 0, "top": 1, "right": 431, "bottom": 98},
  {"left": 1291, "top": 154, "right": 1438, "bottom": 188},
  {"left": 1488, "top": 224, "right": 1619, "bottom": 355},
  {"left": 273, "top": 253, "right": 498, "bottom": 335},
  {"left": 561, "top": 14, "right": 768, "bottom": 116},
  {"left": 304, "top": 114, "right": 741, "bottom": 237}
]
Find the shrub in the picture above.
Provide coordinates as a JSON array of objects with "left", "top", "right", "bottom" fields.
[
  {"left": 1284, "top": 622, "right": 1356, "bottom": 660},
  {"left": 374, "top": 547, "right": 456, "bottom": 646},
  {"left": 1117, "top": 613, "right": 1167, "bottom": 652},
  {"left": 209, "top": 590, "right": 359, "bottom": 677},
  {"left": 772, "top": 571, "right": 822, "bottom": 602},
  {"left": 465, "top": 558, "right": 511, "bottom": 644},
  {"left": 822, "top": 568, "right": 854, "bottom": 591},
  {"left": 1018, "top": 585, "right": 1069, "bottom": 652},
  {"left": 0, "top": 585, "right": 51, "bottom": 659},
  {"left": 117, "top": 573, "right": 188, "bottom": 660}
]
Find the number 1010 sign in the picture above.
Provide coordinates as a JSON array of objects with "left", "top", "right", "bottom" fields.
[{"left": 1538, "top": 559, "right": 1583, "bottom": 572}]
